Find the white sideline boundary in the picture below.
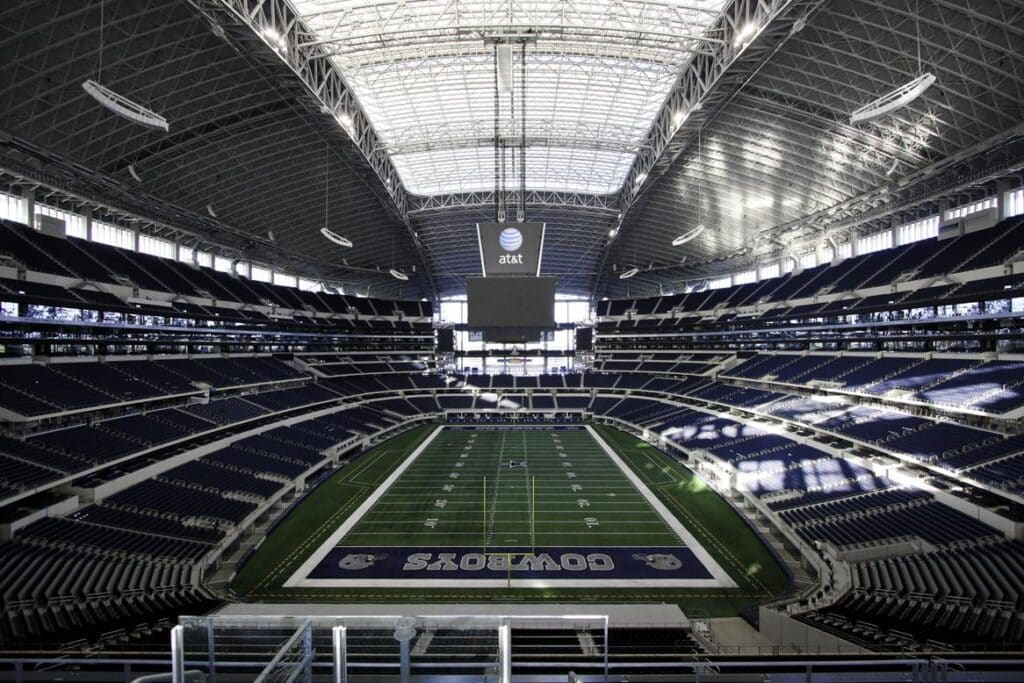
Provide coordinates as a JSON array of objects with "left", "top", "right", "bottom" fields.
[
  {"left": 285, "top": 424, "right": 446, "bottom": 587},
  {"left": 584, "top": 425, "right": 735, "bottom": 588},
  {"left": 285, "top": 425, "right": 736, "bottom": 589}
]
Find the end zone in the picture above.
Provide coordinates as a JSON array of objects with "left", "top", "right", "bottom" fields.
[{"left": 300, "top": 545, "right": 724, "bottom": 588}]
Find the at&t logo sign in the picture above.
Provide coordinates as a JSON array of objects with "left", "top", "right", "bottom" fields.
[{"left": 498, "top": 227, "right": 524, "bottom": 264}]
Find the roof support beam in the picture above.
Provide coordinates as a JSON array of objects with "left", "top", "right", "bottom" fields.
[
  {"left": 198, "top": 0, "right": 407, "bottom": 211},
  {"left": 191, "top": 0, "right": 438, "bottom": 300},
  {"left": 590, "top": 0, "right": 819, "bottom": 299},
  {"left": 410, "top": 190, "right": 620, "bottom": 215}
]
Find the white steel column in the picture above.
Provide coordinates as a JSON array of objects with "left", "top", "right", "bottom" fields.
[
  {"left": 332, "top": 625, "right": 348, "bottom": 683},
  {"left": 498, "top": 621, "right": 511, "bottom": 683},
  {"left": 170, "top": 625, "right": 185, "bottom": 683}
]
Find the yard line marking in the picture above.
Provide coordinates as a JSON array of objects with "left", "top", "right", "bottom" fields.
[{"left": 485, "top": 430, "right": 507, "bottom": 546}]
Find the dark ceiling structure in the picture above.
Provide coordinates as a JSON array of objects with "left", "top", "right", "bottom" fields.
[
  {"left": 602, "top": 0, "right": 1024, "bottom": 297},
  {"left": 0, "top": 0, "right": 429, "bottom": 298},
  {"left": 0, "top": 0, "right": 1021, "bottom": 301}
]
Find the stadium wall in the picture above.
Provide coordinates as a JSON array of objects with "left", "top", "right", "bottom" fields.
[
  {"left": 759, "top": 607, "right": 864, "bottom": 654},
  {"left": 0, "top": 494, "right": 79, "bottom": 540}
]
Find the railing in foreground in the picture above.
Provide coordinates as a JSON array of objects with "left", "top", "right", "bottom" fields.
[
  {"left": 0, "top": 654, "right": 1022, "bottom": 682},
  {"left": 172, "top": 613, "right": 610, "bottom": 683},
  {"left": 1, "top": 613, "right": 1022, "bottom": 682}
]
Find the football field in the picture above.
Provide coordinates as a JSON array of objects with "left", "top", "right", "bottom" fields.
[
  {"left": 344, "top": 427, "right": 681, "bottom": 547},
  {"left": 286, "top": 425, "right": 733, "bottom": 588}
]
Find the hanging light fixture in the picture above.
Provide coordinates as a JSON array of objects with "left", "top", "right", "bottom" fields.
[
  {"left": 320, "top": 227, "right": 352, "bottom": 248},
  {"left": 850, "top": 74, "right": 936, "bottom": 124},
  {"left": 81, "top": 3, "right": 168, "bottom": 132},
  {"left": 620, "top": 230, "right": 643, "bottom": 280},
  {"left": 320, "top": 148, "right": 353, "bottom": 248},
  {"left": 674, "top": 129, "right": 709, "bottom": 247},
  {"left": 336, "top": 111, "right": 354, "bottom": 136},
  {"left": 733, "top": 22, "right": 758, "bottom": 49},
  {"left": 261, "top": 26, "right": 287, "bottom": 54},
  {"left": 386, "top": 220, "right": 407, "bottom": 281},
  {"left": 673, "top": 224, "right": 706, "bottom": 246},
  {"left": 82, "top": 80, "right": 169, "bottom": 132},
  {"left": 851, "top": 3, "right": 935, "bottom": 125}
]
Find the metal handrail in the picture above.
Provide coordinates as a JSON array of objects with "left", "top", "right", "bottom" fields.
[{"left": 130, "top": 671, "right": 205, "bottom": 683}]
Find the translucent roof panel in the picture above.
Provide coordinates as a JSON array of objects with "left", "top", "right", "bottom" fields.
[
  {"left": 392, "top": 146, "right": 637, "bottom": 195},
  {"left": 290, "top": 0, "right": 729, "bottom": 196}
]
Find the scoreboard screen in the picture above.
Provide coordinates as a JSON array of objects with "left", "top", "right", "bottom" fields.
[{"left": 466, "top": 277, "right": 556, "bottom": 329}]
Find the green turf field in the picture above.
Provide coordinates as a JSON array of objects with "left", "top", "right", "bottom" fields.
[
  {"left": 231, "top": 422, "right": 790, "bottom": 615},
  {"left": 339, "top": 427, "right": 681, "bottom": 549}
]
